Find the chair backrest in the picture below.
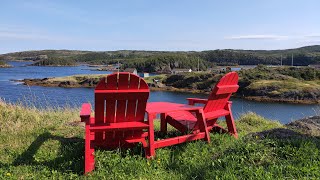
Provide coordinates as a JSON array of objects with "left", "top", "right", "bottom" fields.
[
  {"left": 203, "top": 72, "right": 239, "bottom": 113},
  {"left": 94, "top": 72, "right": 149, "bottom": 124}
]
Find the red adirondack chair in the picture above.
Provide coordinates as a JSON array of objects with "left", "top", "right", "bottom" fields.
[
  {"left": 80, "top": 72, "right": 150, "bottom": 174},
  {"left": 162, "top": 72, "right": 239, "bottom": 138}
]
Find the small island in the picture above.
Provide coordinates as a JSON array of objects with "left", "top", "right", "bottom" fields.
[
  {"left": 15, "top": 66, "right": 320, "bottom": 104},
  {"left": 0, "top": 61, "right": 12, "bottom": 68}
]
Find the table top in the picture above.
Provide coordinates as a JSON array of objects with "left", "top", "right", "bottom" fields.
[{"left": 146, "top": 102, "right": 202, "bottom": 114}]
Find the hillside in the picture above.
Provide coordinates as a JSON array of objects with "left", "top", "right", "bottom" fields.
[
  {"left": 164, "top": 66, "right": 320, "bottom": 104},
  {"left": 1, "top": 45, "right": 320, "bottom": 69}
]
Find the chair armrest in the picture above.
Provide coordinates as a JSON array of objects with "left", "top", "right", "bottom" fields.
[
  {"left": 187, "top": 98, "right": 208, "bottom": 105},
  {"left": 80, "top": 103, "right": 91, "bottom": 123}
]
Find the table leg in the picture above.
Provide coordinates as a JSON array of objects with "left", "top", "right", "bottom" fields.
[{"left": 160, "top": 113, "right": 167, "bottom": 133}]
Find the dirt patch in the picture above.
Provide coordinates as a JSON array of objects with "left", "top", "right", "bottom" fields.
[{"left": 67, "top": 121, "right": 84, "bottom": 127}]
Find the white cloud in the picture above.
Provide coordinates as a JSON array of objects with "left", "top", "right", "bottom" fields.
[
  {"left": 0, "top": 29, "right": 73, "bottom": 42},
  {"left": 0, "top": 24, "right": 101, "bottom": 43},
  {"left": 225, "top": 34, "right": 289, "bottom": 40},
  {"left": 304, "top": 34, "right": 320, "bottom": 38}
]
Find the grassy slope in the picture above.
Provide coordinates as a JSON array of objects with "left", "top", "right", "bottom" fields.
[
  {"left": 248, "top": 79, "right": 320, "bottom": 95},
  {"left": 46, "top": 74, "right": 106, "bottom": 83},
  {"left": 0, "top": 101, "right": 319, "bottom": 179}
]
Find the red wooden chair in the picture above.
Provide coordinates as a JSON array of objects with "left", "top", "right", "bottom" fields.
[
  {"left": 162, "top": 72, "right": 239, "bottom": 138},
  {"left": 80, "top": 72, "right": 150, "bottom": 174}
]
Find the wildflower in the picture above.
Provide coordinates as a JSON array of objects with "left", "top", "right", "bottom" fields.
[{"left": 6, "top": 172, "right": 11, "bottom": 176}]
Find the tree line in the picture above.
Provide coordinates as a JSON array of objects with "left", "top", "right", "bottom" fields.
[{"left": 1, "top": 45, "right": 320, "bottom": 70}]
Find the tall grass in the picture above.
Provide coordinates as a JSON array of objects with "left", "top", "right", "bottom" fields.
[{"left": 0, "top": 101, "right": 319, "bottom": 179}]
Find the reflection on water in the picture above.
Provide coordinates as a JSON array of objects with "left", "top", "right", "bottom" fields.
[{"left": 0, "top": 61, "right": 318, "bottom": 124}]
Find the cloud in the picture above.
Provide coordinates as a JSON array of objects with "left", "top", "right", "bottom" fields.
[
  {"left": 304, "top": 34, "right": 320, "bottom": 38},
  {"left": 225, "top": 34, "right": 289, "bottom": 40},
  {"left": 0, "top": 30, "right": 71, "bottom": 42},
  {"left": 298, "top": 39, "right": 320, "bottom": 44},
  {"left": 0, "top": 24, "right": 104, "bottom": 43}
]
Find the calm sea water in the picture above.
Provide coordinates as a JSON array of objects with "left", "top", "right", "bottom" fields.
[{"left": 0, "top": 61, "right": 318, "bottom": 124}]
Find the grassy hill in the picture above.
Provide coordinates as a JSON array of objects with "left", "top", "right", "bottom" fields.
[
  {"left": 1, "top": 45, "right": 320, "bottom": 69},
  {"left": 0, "top": 100, "right": 319, "bottom": 179}
]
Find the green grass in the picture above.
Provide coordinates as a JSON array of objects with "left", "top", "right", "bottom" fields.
[{"left": 0, "top": 101, "right": 319, "bottom": 179}]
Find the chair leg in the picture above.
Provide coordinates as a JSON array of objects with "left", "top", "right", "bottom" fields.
[
  {"left": 195, "top": 109, "right": 211, "bottom": 143},
  {"left": 85, "top": 126, "right": 95, "bottom": 174},
  {"left": 160, "top": 113, "right": 167, "bottom": 133},
  {"left": 225, "top": 113, "right": 238, "bottom": 138},
  {"left": 147, "top": 114, "right": 155, "bottom": 158}
]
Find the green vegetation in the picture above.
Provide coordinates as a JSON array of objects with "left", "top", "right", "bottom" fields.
[
  {"left": 1, "top": 101, "right": 319, "bottom": 179},
  {"left": 122, "top": 54, "right": 209, "bottom": 73},
  {"left": 32, "top": 57, "right": 77, "bottom": 66},
  {"left": 1, "top": 45, "right": 320, "bottom": 68},
  {"left": 164, "top": 72, "right": 219, "bottom": 90}
]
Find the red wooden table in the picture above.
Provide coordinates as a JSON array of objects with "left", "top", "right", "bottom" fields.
[{"left": 145, "top": 102, "right": 210, "bottom": 157}]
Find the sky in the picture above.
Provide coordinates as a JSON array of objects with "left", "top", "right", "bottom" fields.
[{"left": 1, "top": 0, "right": 320, "bottom": 53}]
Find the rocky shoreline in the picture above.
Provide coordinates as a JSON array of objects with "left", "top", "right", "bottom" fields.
[
  {"left": 0, "top": 64, "right": 13, "bottom": 68},
  {"left": 286, "top": 116, "right": 320, "bottom": 136},
  {"left": 252, "top": 115, "right": 320, "bottom": 139}
]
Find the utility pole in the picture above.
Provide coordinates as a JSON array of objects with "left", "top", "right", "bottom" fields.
[
  {"left": 291, "top": 54, "right": 294, "bottom": 67},
  {"left": 280, "top": 55, "right": 282, "bottom": 66},
  {"left": 118, "top": 59, "right": 120, "bottom": 73},
  {"left": 198, "top": 58, "right": 200, "bottom": 72}
]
